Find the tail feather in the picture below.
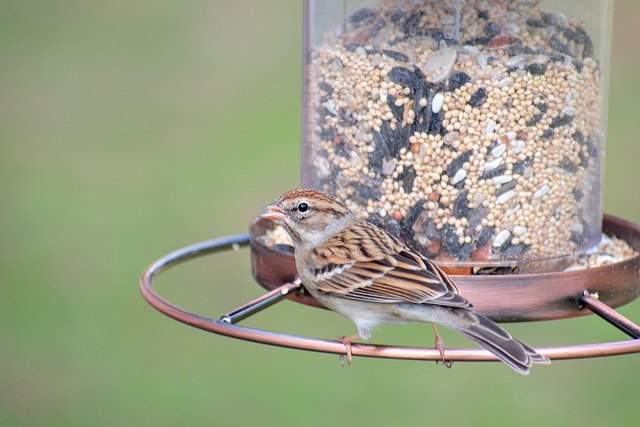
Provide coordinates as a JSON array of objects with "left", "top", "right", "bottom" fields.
[{"left": 452, "top": 312, "right": 550, "bottom": 375}]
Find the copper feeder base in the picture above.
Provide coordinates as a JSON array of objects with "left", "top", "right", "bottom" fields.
[
  {"left": 140, "top": 214, "right": 640, "bottom": 364},
  {"left": 250, "top": 214, "right": 640, "bottom": 322}
]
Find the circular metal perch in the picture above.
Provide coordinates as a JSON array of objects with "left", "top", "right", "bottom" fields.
[{"left": 139, "top": 214, "right": 640, "bottom": 364}]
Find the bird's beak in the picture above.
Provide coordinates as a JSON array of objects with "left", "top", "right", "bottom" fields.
[{"left": 259, "top": 203, "right": 286, "bottom": 221}]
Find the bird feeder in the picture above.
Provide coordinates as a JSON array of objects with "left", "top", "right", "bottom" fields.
[{"left": 140, "top": 0, "right": 640, "bottom": 365}]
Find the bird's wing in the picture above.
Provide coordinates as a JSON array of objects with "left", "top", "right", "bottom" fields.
[{"left": 307, "top": 221, "right": 470, "bottom": 308}]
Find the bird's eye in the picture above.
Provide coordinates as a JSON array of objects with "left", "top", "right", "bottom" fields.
[{"left": 297, "top": 202, "right": 309, "bottom": 213}]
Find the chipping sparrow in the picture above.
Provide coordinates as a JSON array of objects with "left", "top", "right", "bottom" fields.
[{"left": 260, "top": 188, "right": 550, "bottom": 374}]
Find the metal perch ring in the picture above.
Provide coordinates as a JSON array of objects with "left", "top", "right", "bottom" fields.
[{"left": 140, "top": 216, "right": 640, "bottom": 363}]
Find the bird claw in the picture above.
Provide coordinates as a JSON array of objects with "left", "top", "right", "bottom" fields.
[
  {"left": 432, "top": 324, "right": 453, "bottom": 368},
  {"left": 336, "top": 335, "right": 354, "bottom": 367}
]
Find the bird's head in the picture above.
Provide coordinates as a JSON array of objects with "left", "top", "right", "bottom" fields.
[{"left": 260, "top": 188, "right": 355, "bottom": 248}]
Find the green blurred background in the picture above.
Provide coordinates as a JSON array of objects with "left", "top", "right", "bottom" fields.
[{"left": 2, "top": 1, "right": 639, "bottom": 426}]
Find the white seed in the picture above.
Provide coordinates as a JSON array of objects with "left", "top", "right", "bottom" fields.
[
  {"left": 485, "top": 120, "right": 496, "bottom": 135},
  {"left": 492, "top": 175, "right": 513, "bottom": 185},
  {"left": 563, "top": 107, "right": 577, "bottom": 116},
  {"left": 316, "top": 157, "right": 331, "bottom": 178},
  {"left": 511, "top": 140, "right": 526, "bottom": 154},
  {"left": 491, "top": 143, "right": 506, "bottom": 158},
  {"left": 349, "top": 150, "right": 361, "bottom": 164},
  {"left": 473, "top": 192, "right": 488, "bottom": 206},
  {"left": 382, "top": 158, "right": 396, "bottom": 175},
  {"left": 533, "top": 184, "right": 550, "bottom": 198},
  {"left": 422, "top": 48, "right": 456, "bottom": 83},
  {"left": 564, "top": 265, "right": 587, "bottom": 272},
  {"left": 432, "top": 93, "right": 445, "bottom": 113},
  {"left": 496, "top": 190, "right": 515, "bottom": 204},
  {"left": 513, "top": 225, "right": 527, "bottom": 236},
  {"left": 570, "top": 222, "right": 584, "bottom": 234},
  {"left": 323, "top": 100, "right": 337, "bottom": 115},
  {"left": 493, "top": 229, "right": 512, "bottom": 247},
  {"left": 504, "top": 22, "right": 521, "bottom": 34},
  {"left": 600, "top": 234, "right": 614, "bottom": 245},
  {"left": 497, "top": 76, "right": 514, "bottom": 88},
  {"left": 483, "top": 157, "right": 503, "bottom": 171},
  {"left": 505, "top": 55, "right": 527, "bottom": 67},
  {"left": 463, "top": 45, "right": 480, "bottom": 54},
  {"left": 596, "top": 254, "right": 615, "bottom": 264},
  {"left": 451, "top": 168, "right": 467, "bottom": 185}
]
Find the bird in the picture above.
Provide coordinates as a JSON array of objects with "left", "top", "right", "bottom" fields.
[{"left": 260, "top": 188, "right": 550, "bottom": 374}]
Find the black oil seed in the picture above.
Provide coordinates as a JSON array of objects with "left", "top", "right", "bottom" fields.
[
  {"left": 468, "top": 206, "right": 487, "bottom": 230},
  {"left": 541, "top": 12, "right": 558, "bottom": 27},
  {"left": 572, "top": 187, "right": 584, "bottom": 201},
  {"left": 502, "top": 243, "right": 530, "bottom": 258},
  {"left": 398, "top": 165, "right": 416, "bottom": 193},
  {"left": 345, "top": 43, "right": 365, "bottom": 52},
  {"left": 536, "top": 102, "right": 548, "bottom": 113},
  {"left": 382, "top": 49, "right": 409, "bottom": 62},
  {"left": 549, "top": 35, "right": 572, "bottom": 56},
  {"left": 550, "top": 114, "right": 573, "bottom": 128},
  {"left": 474, "top": 226, "right": 495, "bottom": 249},
  {"left": 384, "top": 218, "right": 403, "bottom": 239},
  {"left": 428, "top": 110, "right": 444, "bottom": 135},
  {"left": 452, "top": 190, "right": 470, "bottom": 218},
  {"left": 495, "top": 180, "right": 517, "bottom": 197},
  {"left": 386, "top": 95, "right": 405, "bottom": 122},
  {"left": 348, "top": 8, "right": 374, "bottom": 24},
  {"left": 542, "top": 128, "right": 554, "bottom": 139},
  {"left": 441, "top": 224, "right": 463, "bottom": 256},
  {"left": 512, "top": 156, "right": 534, "bottom": 174},
  {"left": 446, "top": 150, "right": 473, "bottom": 177},
  {"left": 368, "top": 213, "right": 385, "bottom": 228},
  {"left": 468, "top": 87, "right": 487, "bottom": 107},
  {"left": 449, "top": 71, "right": 472, "bottom": 91},
  {"left": 351, "top": 183, "right": 381, "bottom": 203},
  {"left": 477, "top": 10, "right": 489, "bottom": 20},
  {"left": 403, "top": 200, "right": 425, "bottom": 230},
  {"left": 526, "top": 18, "right": 546, "bottom": 28},
  {"left": 577, "top": 27, "right": 594, "bottom": 58},
  {"left": 482, "top": 164, "right": 508, "bottom": 179},
  {"left": 401, "top": 11, "right": 425, "bottom": 37},
  {"left": 390, "top": 9, "right": 406, "bottom": 24},
  {"left": 317, "top": 127, "right": 336, "bottom": 141},
  {"left": 526, "top": 113, "right": 544, "bottom": 127},
  {"left": 380, "top": 121, "right": 406, "bottom": 156},
  {"left": 559, "top": 158, "right": 579, "bottom": 173},
  {"left": 389, "top": 66, "right": 420, "bottom": 89},
  {"left": 506, "top": 44, "right": 534, "bottom": 56},
  {"left": 431, "top": 29, "right": 458, "bottom": 45},
  {"left": 464, "top": 36, "right": 493, "bottom": 46},
  {"left": 318, "top": 81, "right": 333, "bottom": 96},
  {"left": 483, "top": 22, "right": 501, "bottom": 37},
  {"left": 525, "top": 62, "right": 547, "bottom": 76}
]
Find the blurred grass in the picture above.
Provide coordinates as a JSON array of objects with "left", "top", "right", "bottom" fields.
[{"left": 1, "top": 1, "right": 638, "bottom": 426}]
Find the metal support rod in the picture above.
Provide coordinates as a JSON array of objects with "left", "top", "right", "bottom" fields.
[
  {"left": 581, "top": 290, "right": 640, "bottom": 339},
  {"left": 220, "top": 281, "right": 302, "bottom": 324}
]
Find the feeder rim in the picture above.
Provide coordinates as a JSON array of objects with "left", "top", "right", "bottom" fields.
[{"left": 139, "top": 229, "right": 640, "bottom": 363}]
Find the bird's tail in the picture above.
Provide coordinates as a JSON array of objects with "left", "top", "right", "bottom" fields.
[{"left": 450, "top": 311, "right": 550, "bottom": 375}]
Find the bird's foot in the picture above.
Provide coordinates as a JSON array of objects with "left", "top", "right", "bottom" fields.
[
  {"left": 432, "top": 324, "right": 453, "bottom": 369},
  {"left": 336, "top": 334, "right": 360, "bottom": 367}
]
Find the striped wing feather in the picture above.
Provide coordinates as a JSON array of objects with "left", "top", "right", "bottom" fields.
[{"left": 311, "top": 239, "right": 470, "bottom": 308}]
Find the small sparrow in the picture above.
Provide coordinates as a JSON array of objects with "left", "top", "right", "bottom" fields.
[{"left": 260, "top": 188, "right": 550, "bottom": 374}]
